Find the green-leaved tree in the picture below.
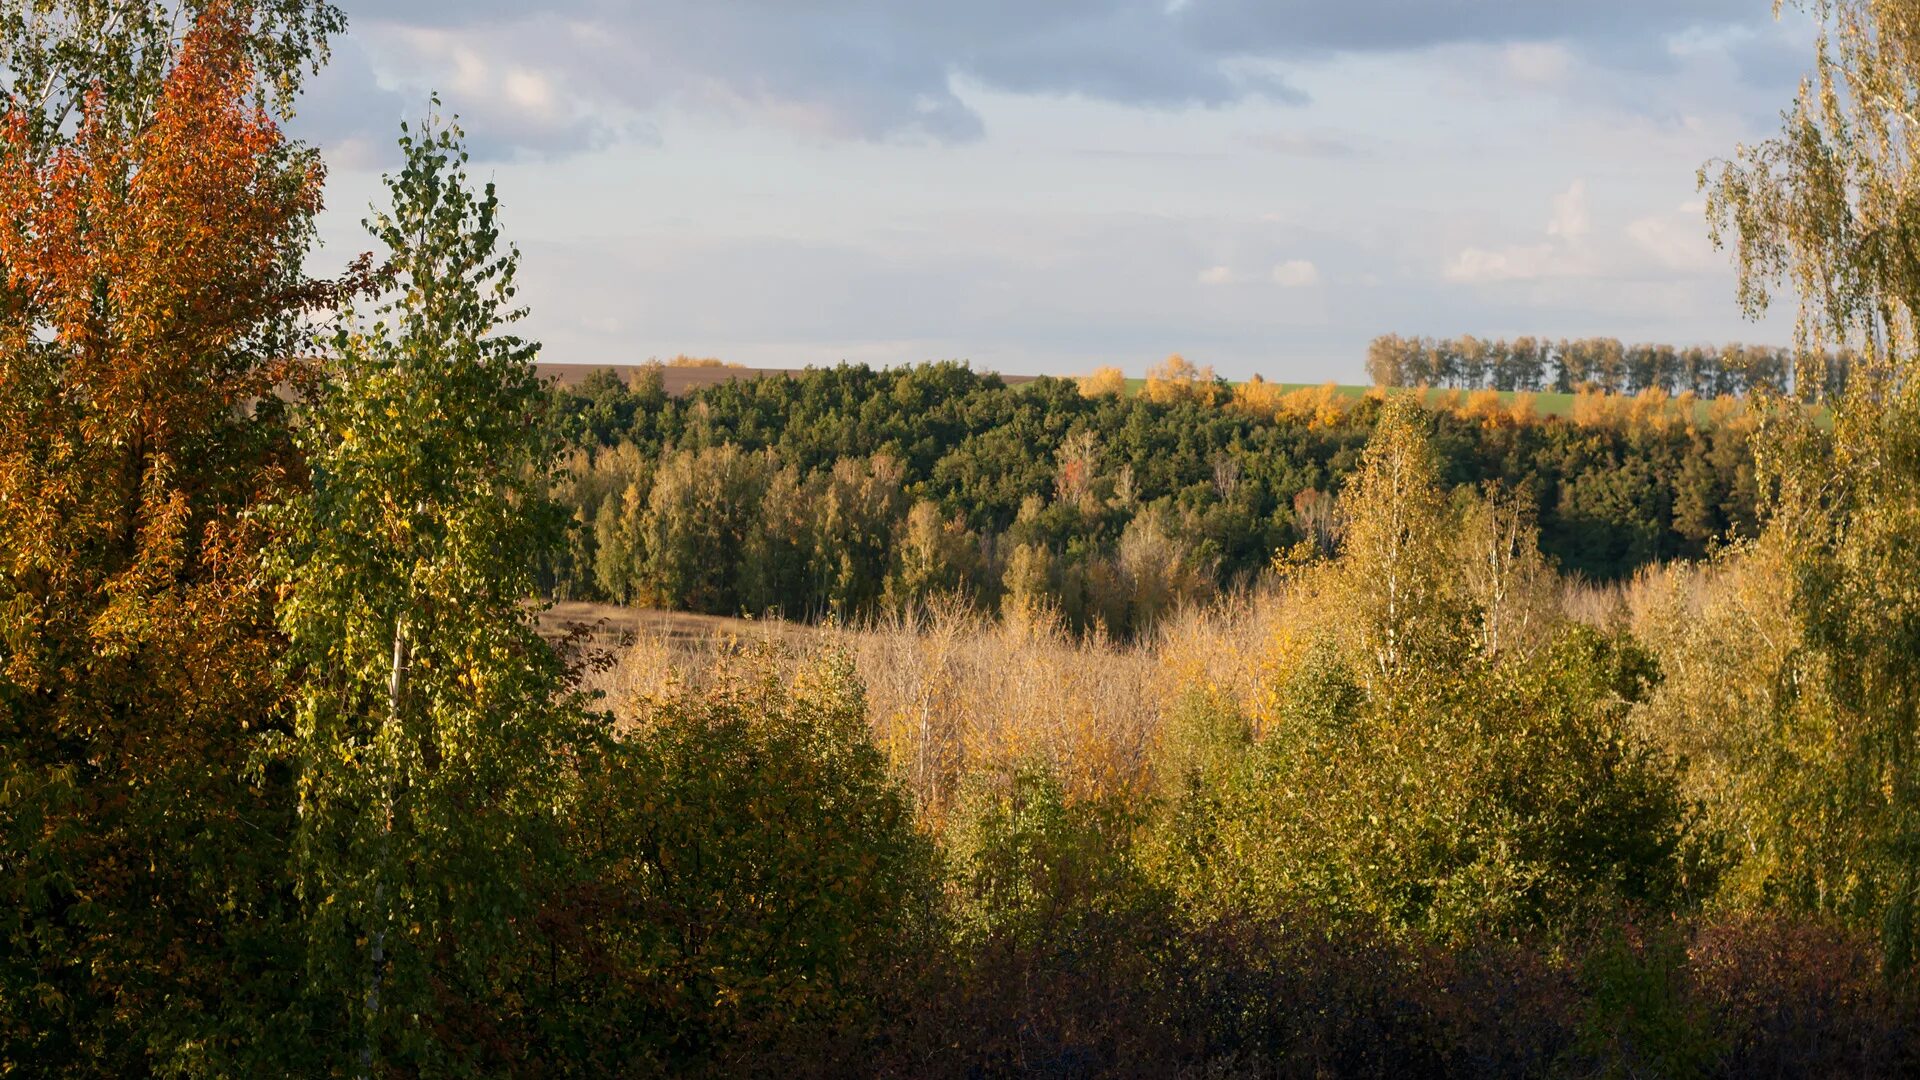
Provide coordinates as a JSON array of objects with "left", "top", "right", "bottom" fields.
[{"left": 270, "top": 107, "right": 587, "bottom": 1070}]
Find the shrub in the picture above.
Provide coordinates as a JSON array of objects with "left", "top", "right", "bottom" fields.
[
  {"left": 539, "top": 650, "right": 937, "bottom": 1074},
  {"left": 1159, "top": 626, "right": 1690, "bottom": 942},
  {"left": 923, "top": 760, "right": 1181, "bottom": 1075},
  {"left": 945, "top": 760, "right": 1162, "bottom": 953},
  {"left": 1573, "top": 922, "right": 1722, "bottom": 1079}
]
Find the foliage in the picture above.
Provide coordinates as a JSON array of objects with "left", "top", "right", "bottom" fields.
[
  {"left": 1702, "top": 0, "right": 1920, "bottom": 971},
  {"left": 1076, "top": 364, "right": 1126, "bottom": 397},
  {"left": 884, "top": 498, "right": 988, "bottom": 610},
  {"left": 1325, "top": 395, "right": 1469, "bottom": 688},
  {"left": 945, "top": 760, "right": 1162, "bottom": 954},
  {"left": 1365, "top": 332, "right": 1846, "bottom": 399},
  {"left": 1142, "top": 352, "right": 1222, "bottom": 405},
  {"left": 268, "top": 108, "right": 587, "bottom": 1072},
  {"left": 10, "top": 0, "right": 1920, "bottom": 1073},
  {"left": 1575, "top": 922, "right": 1722, "bottom": 1079},
  {"left": 636, "top": 444, "right": 773, "bottom": 612},
  {"left": 542, "top": 651, "right": 937, "bottom": 1074},
  {"left": 1161, "top": 627, "right": 1688, "bottom": 943},
  {"left": 543, "top": 360, "right": 1769, "bottom": 625},
  {"left": 1145, "top": 406, "right": 1689, "bottom": 943},
  {"left": 0, "top": 13, "right": 327, "bottom": 1071},
  {"left": 0, "top": 0, "right": 343, "bottom": 148}
]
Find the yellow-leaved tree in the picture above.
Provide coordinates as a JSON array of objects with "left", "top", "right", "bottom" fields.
[
  {"left": 1703, "top": 0, "right": 1920, "bottom": 970},
  {"left": 1329, "top": 395, "right": 1469, "bottom": 691}
]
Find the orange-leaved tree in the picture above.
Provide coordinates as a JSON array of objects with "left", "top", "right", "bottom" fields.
[{"left": 0, "top": 10, "right": 333, "bottom": 1072}]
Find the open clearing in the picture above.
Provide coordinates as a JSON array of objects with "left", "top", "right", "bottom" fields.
[{"left": 539, "top": 600, "right": 814, "bottom": 651}]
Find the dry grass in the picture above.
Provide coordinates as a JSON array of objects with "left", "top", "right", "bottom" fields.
[
  {"left": 1560, "top": 576, "right": 1634, "bottom": 630},
  {"left": 542, "top": 600, "right": 818, "bottom": 711},
  {"left": 844, "top": 603, "right": 1159, "bottom": 820},
  {"left": 581, "top": 592, "right": 1297, "bottom": 823},
  {"left": 577, "top": 550, "right": 1766, "bottom": 832}
]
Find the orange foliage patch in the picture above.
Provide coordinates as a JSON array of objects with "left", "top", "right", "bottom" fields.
[{"left": 0, "top": 8, "right": 328, "bottom": 1022}]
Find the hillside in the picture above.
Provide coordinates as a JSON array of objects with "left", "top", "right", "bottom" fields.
[{"left": 540, "top": 361, "right": 1768, "bottom": 632}]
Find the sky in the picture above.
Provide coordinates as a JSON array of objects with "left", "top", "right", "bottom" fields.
[{"left": 291, "top": 1, "right": 1819, "bottom": 382}]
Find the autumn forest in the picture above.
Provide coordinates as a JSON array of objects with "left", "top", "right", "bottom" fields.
[{"left": 5, "top": 2, "right": 1920, "bottom": 1078}]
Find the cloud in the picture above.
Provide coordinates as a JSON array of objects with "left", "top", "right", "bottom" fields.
[
  {"left": 1271, "top": 259, "right": 1321, "bottom": 287},
  {"left": 318, "top": 0, "right": 1775, "bottom": 156},
  {"left": 284, "top": 36, "right": 407, "bottom": 162},
  {"left": 1628, "top": 204, "right": 1718, "bottom": 271},
  {"left": 1547, "top": 181, "right": 1591, "bottom": 240},
  {"left": 359, "top": 25, "right": 639, "bottom": 156},
  {"left": 1444, "top": 244, "right": 1559, "bottom": 285},
  {"left": 1447, "top": 181, "right": 1591, "bottom": 284},
  {"left": 1196, "top": 260, "right": 1321, "bottom": 287},
  {"left": 1175, "top": 0, "right": 1756, "bottom": 57},
  {"left": 1503, "top": 42, "right": 1575, "bottom": 85},
  {"left": 287, "top": 25, "right": 638, "bottom": 162},
  {"left": 1671, "top": 13, "right": 1818, "bottom": 97},
  {"left": 331, "top": 2, "right": 1300, "bottom": 154},
  {"left": 1448, "top": 186, "right": 1734, "bottom": 287}
]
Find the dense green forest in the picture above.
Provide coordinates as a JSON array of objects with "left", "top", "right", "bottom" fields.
[
  {"left": 543, "top": 362, "right": 1763, "bottom": 632},
  {"left": 5, "top": 2, "right": 1920, "bottom": 1078}
]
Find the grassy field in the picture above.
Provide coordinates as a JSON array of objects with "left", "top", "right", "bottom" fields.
[{"left": 541, "top": 600, "right": 811, "bottom": 651}]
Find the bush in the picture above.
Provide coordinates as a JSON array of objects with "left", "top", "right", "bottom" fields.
[
  {"left": 1574, "top": 921, "right": 1722, "bottom": 1079},
  {"left": 923, "top": 760, "right": 1180, "bottom": 1075},
  {"left": 1158, "top": 626, "right": 1689, "bottom": 942},
  {"left": 535, "top": 650, "right": 937, "bottom": 1075},
  {"left": 945, "top": 760, "right": 1162, "bottom": 954}
]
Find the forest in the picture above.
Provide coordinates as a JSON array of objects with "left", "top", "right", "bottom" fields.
[
  {"left": 542, "top": 361, "right": 1765, "bottom": 632},
  {"left": 4, "top": 2, "right": 1920, "bottom": 1078}
]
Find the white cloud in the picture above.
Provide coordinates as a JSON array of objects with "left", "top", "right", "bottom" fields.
[
  {"left": 1446, "top": 180, "right": 1597, "bottom": 284},
  {"left": 1202, "top": 260, "right": 1320, "bottom": 287},
  {"left": 333, "top": 0, "right": 1771, "bottom": 155},
  {"left": 299, "top": 1, "right": 1795, "bottom": 382},
  {"left": 1547, "top": 180, "right": 1591, "bottom": 240},
  {"left": 1444, "top": 243, "right": 1557, "bottom": 284},
  {"left": 1504, "top": 42, "right": 1574, "bottom": 85},
  {"left": 1271, "top": 259, "right": 1322, "bottom": 287},
  {"left": 503, "top": 68, "right": 560, "bottom": 114},
  {"left": 1449, "top": 188, "right": 1730, "bottom": 286},
  {"left": 353, "top": 25, "right": 620, "bottom": 156}
]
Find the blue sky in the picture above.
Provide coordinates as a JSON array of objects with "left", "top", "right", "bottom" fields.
[{"left": 293, "top": 1, "right": 1815, "bottom": 382}]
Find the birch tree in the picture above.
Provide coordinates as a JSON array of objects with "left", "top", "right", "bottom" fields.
[
  {"left": 1331, "top": 395, "right": 1467, "bottom": 691},
  {"left": 0, "top": 0, "right": 342, "bottom": 149},
  {"left": 271, "top": 107, "right": 587, "bottom": 1069},
  {"left": 1703, "top": 0, "right": 1920, "bottom": 970}
]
